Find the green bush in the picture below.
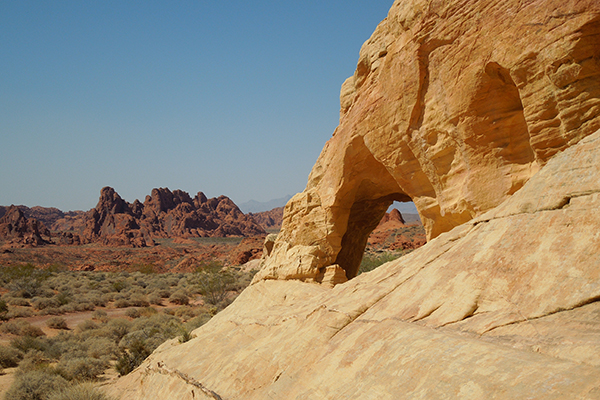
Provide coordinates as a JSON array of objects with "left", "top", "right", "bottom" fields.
[
  {"left": 1, "top": 320, "right": 45, "bottom": 337},
  {"left": 5, "top": 370, "right": 67, "bottom": 400},
  {"left": 15, "top": 349, "right": 52, "bottom": 373},
  {"left": 91, "top": 309, "right": 108, "bottom": 322},
  {"left": 57, "top": 356, "right": 108, "bottom": 381},
  {"left": 104, "top": 319, "right": 131, "bottom": 343},
  {"left": 5, "top": 297, "right": 31, "bottom": 307},
  {"left": 11, "top": 335, "right": 48, "bottom": 354},
  {"left": 358, "top": 251, "right": 402, "bottom": 274},
  {"left": 169, "top": 290, "right": 189, "bottom": 305},
  {"left": 129, "top": 294, "right": 149, "bottom": 307},
  {"left": 0, "top": 344, "right": 23, "bottom": 367},
  {"left": 75, "top": 320, "right": 99, "bottom": 333},
  {"left": 84, "top": 337, "right": 117, "bottom": 359},
  {"left": 148, "top": 293, "right": 163, "bottom": 305},
  {"left": 125, "top": 308, "right": 141, "bottom": 319},
  {"left": 48, "top": 383, "right": 115, "bottom": 400},
  {"left": 47, "top": 317, "right": 69, "bottom": 330},
  {"left": 114, "top": 299, "right": 130, "bottom": 308},
  {"left": 6, "top": 307, "right": 34, "bottom": 319},
  {"left": 115, "top": 339, "right": 150, "bottom": 376}
]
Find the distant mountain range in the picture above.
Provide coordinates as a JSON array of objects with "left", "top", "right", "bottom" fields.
[{"left": 238, "top": 195, "right": 293, "bottom": 213}]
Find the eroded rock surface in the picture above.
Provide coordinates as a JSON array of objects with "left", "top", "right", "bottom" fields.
[
  {"left": 107, "top": 130, "right": 600, "bottom": 399},
  {"left": 0, "top": 206, "right": 51, "bottom": 246},
  {"left": 80, "top": 187, "right": 266, "bottom": 247},
  {"left": 258, "top": 0, "right": 600, "bottom": 282}
]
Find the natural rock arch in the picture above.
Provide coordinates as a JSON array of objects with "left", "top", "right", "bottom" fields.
[{"left": 255, "top": 0, "right": 600, "bottom": 285}]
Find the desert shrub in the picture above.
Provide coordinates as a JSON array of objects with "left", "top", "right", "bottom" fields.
[
  {"left": 48, "top": 383, "right": 115, "bottom": 400},
  {"left": 44, "top": 332, "right": 85, "bottom": 360},
  {"left": 138, "top": 307, "right": 157, "bottom": 317},
  {"left": 6, "top": 307, "right": 34, "bottom": 319},
  {"left": 91, "top": 309, "right": 108, "bottom": 322},
  {"left": 104, "top": 318, "right": 131, "bottom": 343},
  {"left": 39, "top": 307, "right": 65, "bottom": 316},
  {"left": 195, "top": 270, "right": 235, "bottom": 306},
  {"left": 6, "top": 296, "right": 31, "bottom": 307},
  {"left": 156, "top": 288, "right": 171, "bottom": 298},
  {"left": 1, "top": 320, "right": 26, "bottom": 335},
  {"left": 55, "top": 291, "right": 71, "bottom": 306},
  {"left": 169, "top": 290, "right": 189, "bottom": 305},
  {"left": 358, "top": 251, "right": 402, "bottom": 274},
  {"left": 5, "top": 370, "right": 68, "bottom": 400},
  {"left": 129, "top": 294, "right": 149, "bottom": 307},
  {"left": 115, "top": 339, "right": 150, "bottom": 376},
  {"left": 57, "top": 356, "right": 108, "bottom": 381},
  {"left": 125, "top": 308, "right": 141, "bottom": 319},
  {"left": 100, "top": 292, "right": 114, "bottom": 303},
  {"left": 172, "top": 306, "right": 199, "bottom": 320},
  {"left": 47, "top": 317, "right": 68, "bottom": 330},
  {"left": 15, "top": 349, "right": 53, "bottom": 373},
  {"left": 1, "top": 264, "right": 53, "bottom": 299},
  {"left": 85, "top": 337, "right": 117, "bottom": 359},
  {"left": 178, "top": 326, "right": 195, "bottom": 343},
  {"left": 83, "top": 293, "right": 106, "bottom": 307},
  {"left": 0, "top": 344, "right": 23, "bottom": 367},
  {"left": 110, "top": 280, "right": 128, "bottom": 293},
  {"left": 73, "top": 301, "right": 95, "bottom": 312},
  {"left": 58, "top": 304, "right": 76, "bottom": 313},
  {"left": 114, "top": 299, "right": 130, "bottom": 308},
  {"left": 184, "top": 313, "right": 212, "bottom": 331},
  {"left": 11, "top": 335, "right": 48, "bottom": 354},
  {"left": 148, "top": 293, "right": 163, "bottom": 305},
  {"left": 2, "top": 320, "right": 45, "bottom": 337},
  {"left": 76, "top": 320, "right": 99, "bottom": 333}
]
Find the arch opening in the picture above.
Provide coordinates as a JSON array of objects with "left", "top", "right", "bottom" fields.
[{"left": 334, "top": 193, "right": 412, "bottom": 280}]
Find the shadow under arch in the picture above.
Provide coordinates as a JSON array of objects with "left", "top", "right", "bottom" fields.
[{"left": 334, "top": 192, "right": 412, "bottom": 280}]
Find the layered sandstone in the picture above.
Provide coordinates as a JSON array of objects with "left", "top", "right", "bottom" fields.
[
  {"left": 257, "top": 0, "right": 600, "bottom": 283},
  {"left": 107, "top": 128, "right": 600, "bottom": 399}
]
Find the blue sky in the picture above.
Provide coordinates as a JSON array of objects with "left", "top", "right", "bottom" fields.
[{"left": 1, "top": 1, "right": 394, "bottom": 211}]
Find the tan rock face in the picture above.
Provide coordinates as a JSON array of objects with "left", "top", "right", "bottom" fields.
[
  {"left": 107, "top": 129, "right": 600, "bottom": 399},
  {"left": 257, "top": 0, "right": 600, "bottom": 282}
]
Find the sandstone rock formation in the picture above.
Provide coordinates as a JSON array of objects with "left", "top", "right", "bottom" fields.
[
  {"left": 366, "top": 209, "right": 427, "bottom": 251},
  {"left": 107, "top": 129, "right": 600, "bottom": 399},
  {"left": 257, "top": 0, "right": 600, "bottom": 283},
  {"left": 80, "top": 187, "right": 266, "bottom": 247},
  {"left": 248, "top": 206, "right": 284, "bottom": 231},
  {"left": 106, "top": 0, "right": 600, "bottom": 398},
  {"left": 0, "top": 206, "right": 51, "bottom": 246}
]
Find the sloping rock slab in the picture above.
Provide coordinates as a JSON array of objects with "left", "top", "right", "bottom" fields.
[{"left": 106, "top": 131, "right": 600, "bottom": 398}]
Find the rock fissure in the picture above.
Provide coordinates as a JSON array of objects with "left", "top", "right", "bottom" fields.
[
  {"left": 481, "top": 295, "right": 600, "bottom": 336},
  {"left": 144, "top": 361, "right": 223, "bottom": 400}
]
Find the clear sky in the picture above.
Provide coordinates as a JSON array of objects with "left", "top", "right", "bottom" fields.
[{"left": 0, "top": 1, "right": 394, "bottom": 211}]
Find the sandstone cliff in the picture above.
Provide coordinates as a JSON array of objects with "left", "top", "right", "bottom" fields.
[
  {"left": 257, "top": 0, "right": 600, "bottom": 283},
  {"left": 107, "top": 0, "right": 600, "bottom": 398}
]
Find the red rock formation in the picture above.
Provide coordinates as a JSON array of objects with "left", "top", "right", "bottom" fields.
[
  {"left": 1, "top": 187, "right": 266, "bottom": 247},
  {"left": 76, "top": 187, "right": 266, "bottom": 247},
  {"left": 248, "top": 207, "right": 284, "bottom": 231},
  {"left": 0, "top": 205, "right": 51, "bottom": 246}
]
